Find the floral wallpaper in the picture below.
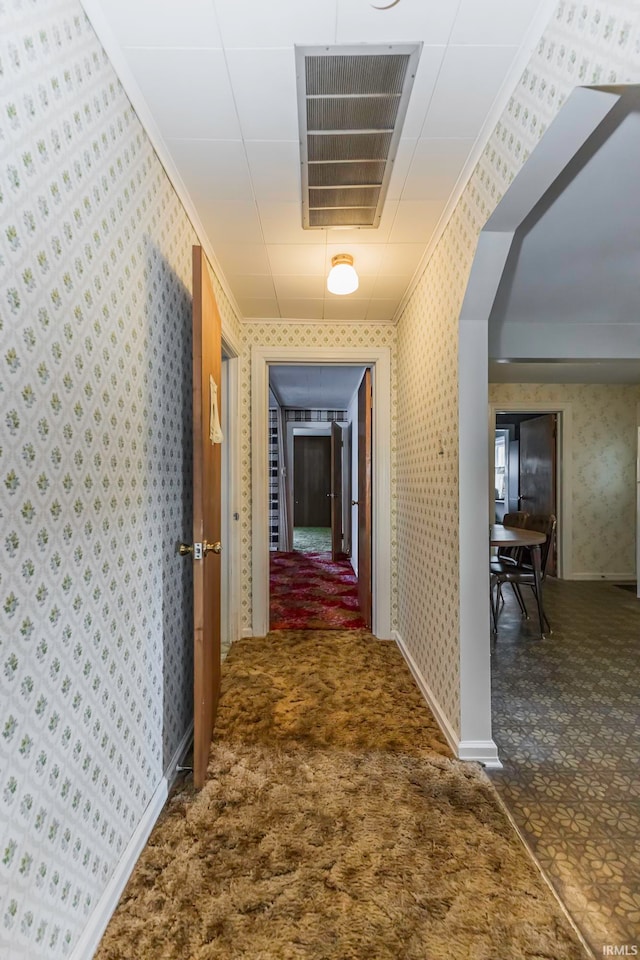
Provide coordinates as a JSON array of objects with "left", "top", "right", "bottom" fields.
[
  {"left": 395, "top": 0, "right": 640, "bottom": 736},
  {"left": 0, "top": 0, "right": 241, "bottom": 955},
  {"left": 490, "top": 383, "right": 640, "bottom": 578}
]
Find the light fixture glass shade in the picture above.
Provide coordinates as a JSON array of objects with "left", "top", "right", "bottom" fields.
[{"left": 327, "top": 254, "right": 359, "bottom": 295}]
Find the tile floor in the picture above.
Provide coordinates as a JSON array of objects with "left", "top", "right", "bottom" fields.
[{"left": 488, "top": 578, "right": 640, "bottom": 957}]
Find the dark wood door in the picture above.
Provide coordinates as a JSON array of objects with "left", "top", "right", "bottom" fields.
[
  {"left": 331, "top": 421, "right": 344, "bottom": 559},
  {"left": 357, "top": 370, "right": 372, "bottom": 629},
  {"left": 519, "top": 413, "right": 557, "bottom": 575},
  {"left": 190, "top": 245, "right": 222, "bottom": 790},
  {"left": 294, "top": 436, "right": 331, "bottom": 527}
]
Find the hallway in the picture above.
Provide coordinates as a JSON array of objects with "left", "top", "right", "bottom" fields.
[
  {"left": 96, "top": 630, "right": 584, "bottom": 960},
  {"left": 489, "top": 579, "right": 640, "bottom": 955},
  {"left": 269, "top": 549, "right": 366, "bottom": 630}
]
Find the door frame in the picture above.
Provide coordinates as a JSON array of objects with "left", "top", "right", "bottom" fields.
[
  {"left": 251, "top": 346, "right": 392, "bottom": 639},
  {"left": 221, "top": 331, "right": 241, "bottom": 650},
  {"left": 489, "top": 401, "right": 573, "bottom": 579}
]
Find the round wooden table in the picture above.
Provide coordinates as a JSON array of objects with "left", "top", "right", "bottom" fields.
[{"left": 490, "top": 524, "right": 547, "bottom": 637}]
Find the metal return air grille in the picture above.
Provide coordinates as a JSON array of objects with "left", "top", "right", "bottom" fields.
[{"left": 296, "top": 45, "right": 421, "bottom": 230}]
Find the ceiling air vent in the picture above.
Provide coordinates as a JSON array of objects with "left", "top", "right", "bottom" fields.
[{"left": 296, "top": 44, "right": 421, "bottom": 229}]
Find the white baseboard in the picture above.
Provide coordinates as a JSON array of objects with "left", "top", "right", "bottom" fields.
[
  {"left": 71, "top": 722, "right": 194, "bottom": 960},
  {"left": 393, "top": 631, "right": 502, "bottom": 768},
  {"left": 458, "top": 739, "right": 502, "bottom": 768},
  {"left": 241, "top": 627, "right": 253, "bottom": 638},
  {"left": 568, "top": 572, "right": 635, "bottom": 581},
  {"left": 392, "top": 630, "right": 460, "bottom": 758}
]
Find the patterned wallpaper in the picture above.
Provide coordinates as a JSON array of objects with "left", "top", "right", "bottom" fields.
[
  {"left": 490, "top": 383, "right": 640, "bottom": 577},
  {"left": 395, "top": 0, "right": 640, "bottom": 735},
  {"left": 240, "top": 322, "right": 397, "bottom": 633},
  {"left": 0, "top": 0, "right": 240, "bottom": 955}
]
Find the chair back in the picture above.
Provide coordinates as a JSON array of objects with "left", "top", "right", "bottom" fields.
[
  {"left": 523, "top": 514, "right": 556, "bottom": 579},
  {"left": 498, "top": 512, "right": 529, "bottom": 562}
]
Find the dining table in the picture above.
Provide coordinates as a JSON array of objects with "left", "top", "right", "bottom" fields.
[{"left": 490, "top": 524, "right": 547, "bottom": 638}]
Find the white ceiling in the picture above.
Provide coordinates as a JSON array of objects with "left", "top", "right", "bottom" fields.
[
  {"left": 270, "top": 365, "right": 365, "bottom": 408},
  {"left": 83, "top": 0, "right": 554, "bottom": 323},
  {"left": 489, "top": 107, "right": 640, "bottom": 335}
]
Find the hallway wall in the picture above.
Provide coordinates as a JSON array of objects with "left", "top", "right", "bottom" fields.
[
  {"left": 490, "top": 382, "right": 640, "bottom": 579},
  {"left": 395, "top": 1, "right": 640, "bottom": 739},
  {"left": 0, "top": 1, "right": 241, "bottom": 956},
  {"left": 240, "top": 322, "right": 397, "bottom": 633}
]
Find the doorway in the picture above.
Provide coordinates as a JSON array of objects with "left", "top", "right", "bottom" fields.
[
  {"left": 494, "top": 411, "right": 559, "bottom": 576},
  {"left": 267, "top": 364, "right": 370, "bottom": 631},
  {"left": 251, "top": 346, "right": 392, "bottom": 640}
]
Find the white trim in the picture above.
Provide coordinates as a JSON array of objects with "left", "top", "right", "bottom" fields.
[
  {"left": 241, "top": 627, "right": 253, "bottom": 639},
  {"left": 489, "top": 401, "right": 574, "bottom": 580},
  {"left": 79, "top": 0, "right": 243, "bottom": 327},
  {"left": 252, "top": 346, "right": 392, "bottom": 640},
  {"left": 457, "top": 740, "right": 502, "bottom": 768},
  {"left": 72, "top": 723, "right": 193, "bottom": 960},
  {"left": 393, "top": 629, "right": 458, "bottom": 754},
  {"left": 221, "top": 338, "right": 241, "bottom": 649}
]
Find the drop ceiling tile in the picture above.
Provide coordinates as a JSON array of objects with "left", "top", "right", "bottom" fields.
[
  {"left": 122, "top": 48, "right": 240, "bottom": 139},
  {"left": 386, "top": 140, "right": 417, "bottom": 201},
  {"left": 325, "top": 244, "right": 384, "bottom": 277},
  {"left": 273, "top": 276, "right": 325, "bottom": 300},
  {"left": 108, "top": 0, "right": 223, "bottom": 47},
  {"left": 277, "top": 299, "right": 325, "bottom": 321},
  {"left": 257, "top": 202, "right": 319, "bottom": 245},
  {"left": 336, "top": 0, "right": 457, "bottom": 45},
  {"left": 402, "top": 138, "right": 475, "bottom": 201},
  {"left": 401, "top": 46, "right": 447, "bottom": 139},
  {"left": 380, "top": 243, "right": 427, "bottom": 276},
  {"left": 225, "top": 49, "right": 299, "bottom": 141},
  {"left": 420, "top": 45, "right": 518, "bottom": 139},
  {"left": 371, "top": 275, "right": 411, "bottom": 300},
  {"left": 389, "top": 200, "right": 442, "bottom": 243},
  {"left": 267, "top": 244, "right": 327, "bottom": 275},
  {"left": 236, "top": 297, "right": 281, "bottom": 319},
  {"left": 200, "top": 202, "right": 264, "bottom": 245},
  {"left": 166, "top": 139, "right": 252, "bottom": 205},
  {"left": 228, "top": 276, "right": 277, "bottom": 300},
  {"left": 366, "top": 300, "right": 399, "bottom": 322},
  {"left": 214, "top": 244, "right": 272, "bottom": 276},
  {"left": 214, "top": 0, "right": 337, "bottom": 48},
  {"left": 323, "top": 299, "right": 369, "bottom": 322},
  {"left": 451, "top": 0, "right": 543, "bottom": 45},
  {"left": 245, "top": 141, "right": 302, "bottom": 202}
]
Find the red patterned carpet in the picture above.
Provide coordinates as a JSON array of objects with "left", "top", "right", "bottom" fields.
[{"left": 270, "top": 551, "right": 367, "bottom": 630}]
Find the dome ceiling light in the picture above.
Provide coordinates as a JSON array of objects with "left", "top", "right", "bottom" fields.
[{"left": 327, "top": 254, "right": 359, "bottom": 295}]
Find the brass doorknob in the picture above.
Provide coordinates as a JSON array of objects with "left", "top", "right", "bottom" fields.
[
  {"left": 204, "top": 540, "right": 222, "bottom": 555},
  {"left": 178, "top": 543, "right": 193, "bottom": 556}
]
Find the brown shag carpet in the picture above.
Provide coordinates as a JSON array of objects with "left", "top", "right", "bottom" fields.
[{"left": 97, "top": 631, "right": 586, "bottom": 960}]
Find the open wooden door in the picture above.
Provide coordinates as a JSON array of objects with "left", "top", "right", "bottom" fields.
[
  {"left": 357, "top": 369, "right": 372, "bottom": 629},
  {"left": 520, "top": 413, "right": 557, "bottom": 575},
  {"left": 331, "top": 421, "right": 344, "bottom": 559},
  {"left": 182, "top": 245, "right": 222, "bottom": 789}
]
